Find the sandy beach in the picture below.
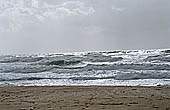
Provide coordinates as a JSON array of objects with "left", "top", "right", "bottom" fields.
[{"left": 0, "top": 86, "right": 170, "bottom": 110}]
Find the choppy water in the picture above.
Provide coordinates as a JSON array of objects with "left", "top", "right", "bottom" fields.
[{"left": 1, "top": 49, "right": 170, "bottom": 86}]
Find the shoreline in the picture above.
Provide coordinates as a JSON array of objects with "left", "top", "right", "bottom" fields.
[{"left": 0, "top": 86, "right": 170, "bottom": 110}]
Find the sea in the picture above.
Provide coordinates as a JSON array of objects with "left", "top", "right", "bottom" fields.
[{"left": 0, "top": 49, "right": 170, "bottom": 86}]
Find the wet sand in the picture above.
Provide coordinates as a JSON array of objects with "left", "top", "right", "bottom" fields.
[{"left": 0, "top": 86, "right": 170, "bottom": 110}]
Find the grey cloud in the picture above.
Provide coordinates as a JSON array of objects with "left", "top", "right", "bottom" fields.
[{"left": 0, "top": 0, "right": 169, "bottom": 54}]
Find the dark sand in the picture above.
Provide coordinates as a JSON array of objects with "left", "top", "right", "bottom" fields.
[{"left": 0, "top": 86, "right": 170, "bottom": 110}]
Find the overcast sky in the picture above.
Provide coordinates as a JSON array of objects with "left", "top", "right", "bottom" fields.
[{"left": 0, "top": 0, "right": 169, "bottom": 54}]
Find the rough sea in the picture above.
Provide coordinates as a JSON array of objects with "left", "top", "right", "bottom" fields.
[{"left": 1, "top": 49, "right": 170, "bottom": 86}]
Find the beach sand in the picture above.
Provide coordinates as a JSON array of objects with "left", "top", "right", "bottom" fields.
[{"left": 0, "top": 86, "right": 170, "bottom": 110}]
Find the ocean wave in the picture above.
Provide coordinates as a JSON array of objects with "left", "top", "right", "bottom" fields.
[
  {"left": 0, "top": 77, "right": 63, "bottom": 82},
  {"left": 85, "top": 63, "right": 170, "bottom": 71},
  {"left": 83, "top": 52, "right": 123, "bottom": 62},
  {"left": 145, "top": 54, "right": 170, "bottom": 62},
  {"left": 1, "top": 49, "right": 170, "bottom": 86},
  {"left": 114, "top": 70, "right": 170, "bottom": 80},
  {"left": 0, "top": 65, "right": 54, "bottom": 73},
  {"left": 0, "top": 55, "right": 43, "bottom": 63},
  {"left": 162, "top": 49, "right": 170, "bottom": 54},
  {"left": 70, "top": 76, "right": 116, "bottom": 80},
  {"left": 45, "top": 60, "right": 82, "bottom": 66}
]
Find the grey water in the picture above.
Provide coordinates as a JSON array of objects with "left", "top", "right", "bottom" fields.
[{"left": 0, "top": 49, "right": 170, "bottom": 86}]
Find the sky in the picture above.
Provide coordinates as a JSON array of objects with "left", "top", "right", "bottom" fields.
[{"left": 0, "top": 0, "right": 169, "bottom": 54}]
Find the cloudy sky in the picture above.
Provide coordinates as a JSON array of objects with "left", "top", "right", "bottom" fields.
[{"left": 0, "top": 0, "right": 169, "bottom": 54}]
